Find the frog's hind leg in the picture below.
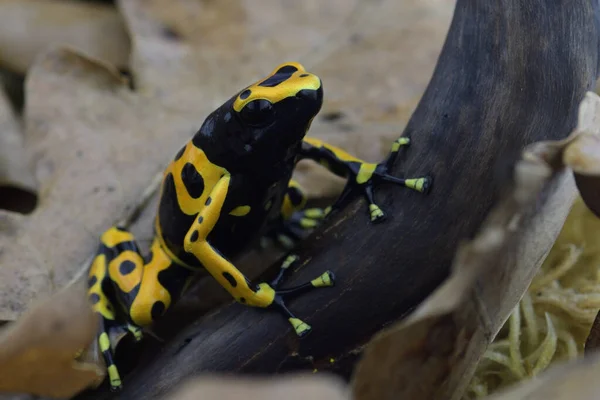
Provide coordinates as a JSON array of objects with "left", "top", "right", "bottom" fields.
[
  {"left": 96, "top": 317, "right": 123, "bottom": 390},
  {"left": 87, "top": 239, "right": 126, "bottom": 391},
  {"left": 299, "top": 136, "right": 432, "bottom": 223},
  {"left": 87, "top": 226, "right": 150, "bottom": 390}
]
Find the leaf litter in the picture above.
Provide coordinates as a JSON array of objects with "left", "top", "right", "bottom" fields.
[
  {"left": 462, "top": 93, "right": 600, "bottom": 397},
  {"left": 0, "top": 0, "right": 130, "bottom": 74},
  {"left": 0, "top": 280, "right": 102, "bottom": 398},
  {"left": 0, "top": 0, "right": 455, "bottom": 396}
]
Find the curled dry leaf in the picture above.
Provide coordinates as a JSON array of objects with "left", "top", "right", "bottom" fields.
[
  {"left": 484, "top": 349, "right": 600, "bottom": 400},
  {"left": 162, "top": 375, "right": 349, "bottom": 400},
  {"left": 349, "top": 91, "right": 600, "bottom": 400},
  {"left": 0, "top": 281, "right": 102, "bottom": 398},
  {"left": 561, "top": 93, "right": 600, "bottom": 217},
  {"left": 0, "top": 84, "right": 35, "bottom": 192},
  {"left": 0, "top": 0, "right": 130, "bottom": 74}
]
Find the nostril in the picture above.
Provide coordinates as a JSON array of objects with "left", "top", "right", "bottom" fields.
[
  {"left": 297, "top": 89, "right": 318, "bottom": 101},
  {"left": 296, "top": 89, "right": 309, "bottom": 99}
]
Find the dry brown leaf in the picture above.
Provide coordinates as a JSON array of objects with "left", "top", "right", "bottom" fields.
[
  {"left": 0, "top": 0, "right": 454, "bottom": 321},
  {"left": 483, "top": 350, "right": 600, "bottom": 400},
  {"left": 517, "top": 92, "right": 600, "bottom": 218},
  {"left": 350, "top": 89, "right": 600, "bottom": 400},
  {"left": 0, "top": 280, "right": 102, "bottom": 398},
  {"left": 0, "top": 85, "right": 35, "bottom": 192},
  {"left": 162, "top": 375, "right": 348, "bottom": 400},
  {"left": 0, "top": 0, "right": 130, "bottom": 74}
]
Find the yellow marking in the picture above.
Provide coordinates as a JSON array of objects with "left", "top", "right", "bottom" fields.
[
  {"left": 369, "top": 204, "right": 384, "bottom": 221},
  {"left": 330, "top": 358, "right": 335, "bottom": 363},
  {"left": 191, "top": 242, "right": 275, "bottom": 307},
  {"left": 313, "top": 369, "right": 318, "bottom": 373},
  {"left": 88, "top": 254, "right": 115, "bottom": 320},
  {"left": 127, "top": 325, "right": 143, "bottom": 341},
  {"left": 311, "top": 272, "right": 333, "bottom": 288},
  {"left": 281, "top": 180, "right": 306, "bottom": 220},
  {"left": 304, "top": 208, "right": 325, "bottom": 219},
  {"left": 184, "top": 176, "right": 275, "bottom": 308},
  {"left": 108, "top": 250, "right": 143, "bottom": 293},
  {"left": 289, "top": 318, "right": 311, "bottom": 336},
  {"left": 281, "top": 255, "right": 299, "bottom": 270},
  {"left": 405, "top": 178, "right": 427, "bottom": 192},
  {"left": 107, "top": 365, "right": 121, "bottom": 386},
  {"left": 129, "top": 239, "right": 174, "bottom": 326},
  {"left": 99, "top": 332, "right": 111, "bottom": 352},
  {"left": 229, "top": 205, "right": 251, "bottom": 216},
  {"left": 392, "top": 137, "right": 410, "bottom": 152},
  {"left": 100, "top": 227, "right": 134, "bottom": 248},
  {"left": 233, "top": 62, "right": 321, "bottom": 112},
  {"left": 277, "top": 234, "right": 295, "bottom": 249},
  {"left": 164, "top": 141, "right": 227, "bottom": 216},
  {"left": 304, "top": 137, "right": 364, "bottom": 163},
  {"left": 356, "top": 163, "right": 377, "bottom": 184},
  {"left": 300, "top": 218, "right": 318, "bottom": 229}
]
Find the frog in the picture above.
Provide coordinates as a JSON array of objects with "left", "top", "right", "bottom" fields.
[{"left": 86, "top": 62, "right": 432, "bottom": 391}]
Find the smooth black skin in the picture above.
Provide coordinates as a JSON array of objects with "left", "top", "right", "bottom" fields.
[{"left": 159, "top": 84, "right": 324, "bottom": 265}]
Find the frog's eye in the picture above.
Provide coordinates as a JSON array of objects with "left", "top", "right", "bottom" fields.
[{"left": 239, "top": 99, "right": 274, "bottom": 126}]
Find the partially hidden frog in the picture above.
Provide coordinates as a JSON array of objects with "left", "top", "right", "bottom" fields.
[{"left": 86, "top": 62, "right": 431, "bottom": 390}]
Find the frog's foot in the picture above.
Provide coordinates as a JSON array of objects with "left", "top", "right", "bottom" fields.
[
  {"left": 339, "top": 137, "right": 432, "bottom": 223},
  {"left": 97, "top": 330, "right": 123, "bottom": 391},
  {"left": 126, "top": 323, "right": 143, "bottom": 342},
  {"left": 260, "top": 207, "right": 332, "bottom": 250},
  {"left": 288, "top": 207, "right": 332, "bottom": 234},
  {"left": 265, "top": 255, "right": 335, "bottom": 337}
]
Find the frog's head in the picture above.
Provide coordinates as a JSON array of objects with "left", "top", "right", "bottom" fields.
[{"left": 197, "top": 62, "right": 323, "bottom": 171}]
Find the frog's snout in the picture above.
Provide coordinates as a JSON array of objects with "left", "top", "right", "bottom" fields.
[{"left": 296, "top": 82, "right": 323, "bottom": 106}]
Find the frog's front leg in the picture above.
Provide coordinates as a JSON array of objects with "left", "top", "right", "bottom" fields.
[
  {"left": 88, "top": 227, "right": 192, "bottom": 391},
  {"left": 87, "top": 234, "right": 138, "bottom": 392},
  {"left": 183, "top": 175, "right": 334, "bottom": 336},
  {"left": 300, "top": 137, "right": 432, "bottom": 222}
]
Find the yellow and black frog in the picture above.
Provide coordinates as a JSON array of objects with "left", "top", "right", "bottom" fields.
[{"left": 86, "top": 62, "right": 431, "bottom": 390}]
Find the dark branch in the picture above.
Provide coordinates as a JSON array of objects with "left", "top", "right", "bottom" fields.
[{"left": 85, "top": 1, "right": 600, "bottom": 399}]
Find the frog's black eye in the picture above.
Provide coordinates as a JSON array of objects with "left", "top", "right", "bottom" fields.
[{"left": 239, "top": 99, "right": 274, "bottom": 126}]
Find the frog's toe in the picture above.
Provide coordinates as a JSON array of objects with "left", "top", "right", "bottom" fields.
[
  {"left": 289, "top": 317, "right": 312, "bottom": 337},
  {"left": 368, "top": 204, "right": 386, "bottom": 223},
  {"left": 311, "top": 270, "right": 335, "bottom": 288},
  {"left": 404, "top": 176, "right": 433, "bottom": 194},
  {"left": 107, "top": 365, "right": 123, "bottom": 391},
  {"left": 421, "top": 175, "right": 434, "bottom": 194}
]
